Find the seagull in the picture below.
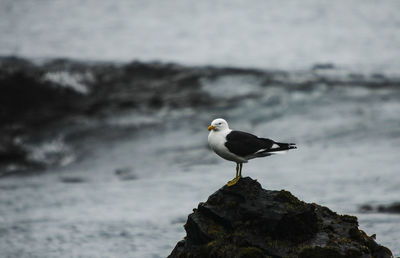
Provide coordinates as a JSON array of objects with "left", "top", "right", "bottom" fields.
[{"left": 207, "top": 118, "right": 296, "bottom": 186}]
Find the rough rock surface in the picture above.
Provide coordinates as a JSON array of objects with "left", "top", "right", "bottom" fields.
[{"left": 168, "top": 177, "right": 392, "bottom": 258}]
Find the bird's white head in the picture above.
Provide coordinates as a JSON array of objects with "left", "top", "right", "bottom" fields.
[{"left": 208, "top": 118, "right": 229, "bottom": 132}]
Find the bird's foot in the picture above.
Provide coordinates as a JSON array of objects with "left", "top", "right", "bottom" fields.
[{"left": 227, "top": 176, "right": 241, "bottom": 187}]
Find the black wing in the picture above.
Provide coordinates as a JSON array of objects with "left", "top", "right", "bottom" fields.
[{"left": 225, "top": 130, "right": 275, "bottom": 157}]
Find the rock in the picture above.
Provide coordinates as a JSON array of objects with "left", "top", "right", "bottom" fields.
[
  {"left": 377, "top": 203, "right": 400, "bottom": 214},
  {"left": 360, "top": 203, "right": 400, "bottom": 214},
  {"left": 114, "top": 167, "right": 138, "bottom": 181},
  {"left": 312, "top": 63, "right": 335, "bottom": 70},
  {"left": 359, "top": 204, "right": 374, "bottom": 213},
  {"left": 168, "top": 177, "right": 392, "bottom": 258}
]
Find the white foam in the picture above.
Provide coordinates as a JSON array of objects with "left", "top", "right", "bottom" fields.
[{"left": 43, "top": 71, "right": 91, "bottom": 94}]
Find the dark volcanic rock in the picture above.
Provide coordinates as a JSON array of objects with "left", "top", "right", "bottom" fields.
[{"left": 169, "top": 177, "right": 392, "bottom": 258}]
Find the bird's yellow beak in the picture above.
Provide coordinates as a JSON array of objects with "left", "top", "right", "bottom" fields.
[{"left": 208, "top": 125, "right": 215, "bottom": 131}]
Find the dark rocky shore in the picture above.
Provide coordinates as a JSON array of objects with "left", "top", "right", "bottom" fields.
[{"left": 169, "top": 177, "right": 392, "bottom": 258}]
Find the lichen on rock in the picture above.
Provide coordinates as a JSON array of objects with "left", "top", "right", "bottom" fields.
[{"left": 168, "top": 177, "right": 392, "bottom": 258}]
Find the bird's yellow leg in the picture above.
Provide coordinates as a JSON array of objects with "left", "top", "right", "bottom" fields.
[
  {"left": 227, "top": 163, "right": 241, "bottom": 186},
  {"left": 227, "top": 176, "right": 240, "bottom": 186}
]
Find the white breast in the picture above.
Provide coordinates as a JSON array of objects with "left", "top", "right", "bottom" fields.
[{"left": 208, "top": 129, "right": 247, "bottom": 163}]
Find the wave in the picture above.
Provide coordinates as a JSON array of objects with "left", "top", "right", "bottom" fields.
[{"left": 0, "top": 56, "right": 399, "bottom": 175}]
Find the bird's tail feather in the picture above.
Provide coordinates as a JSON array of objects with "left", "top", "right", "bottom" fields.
[
  {"left": 261, "top": 142, "right": 297, "bottom": 155},
  {"left": 277, "top": 142, "right": 297, "bottom": 150}
]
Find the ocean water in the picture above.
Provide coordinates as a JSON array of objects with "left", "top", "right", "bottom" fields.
[
  {"left": 1, "top": 66, "right": 399, "bottom": 257},
  {"left": 1, "top": 0, "right": 400, "bottom": 75},
  {"left": 1, "top": 1, "right": 400, "bottom": 257}
]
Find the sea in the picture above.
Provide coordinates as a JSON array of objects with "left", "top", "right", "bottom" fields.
[{"left": 0, "top": 1, "right": 399, "bottom": 257}]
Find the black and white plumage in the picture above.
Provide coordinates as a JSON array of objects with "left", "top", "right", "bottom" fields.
[{"left": 207, "top": 118, "right": 296, "bottom": 186}]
